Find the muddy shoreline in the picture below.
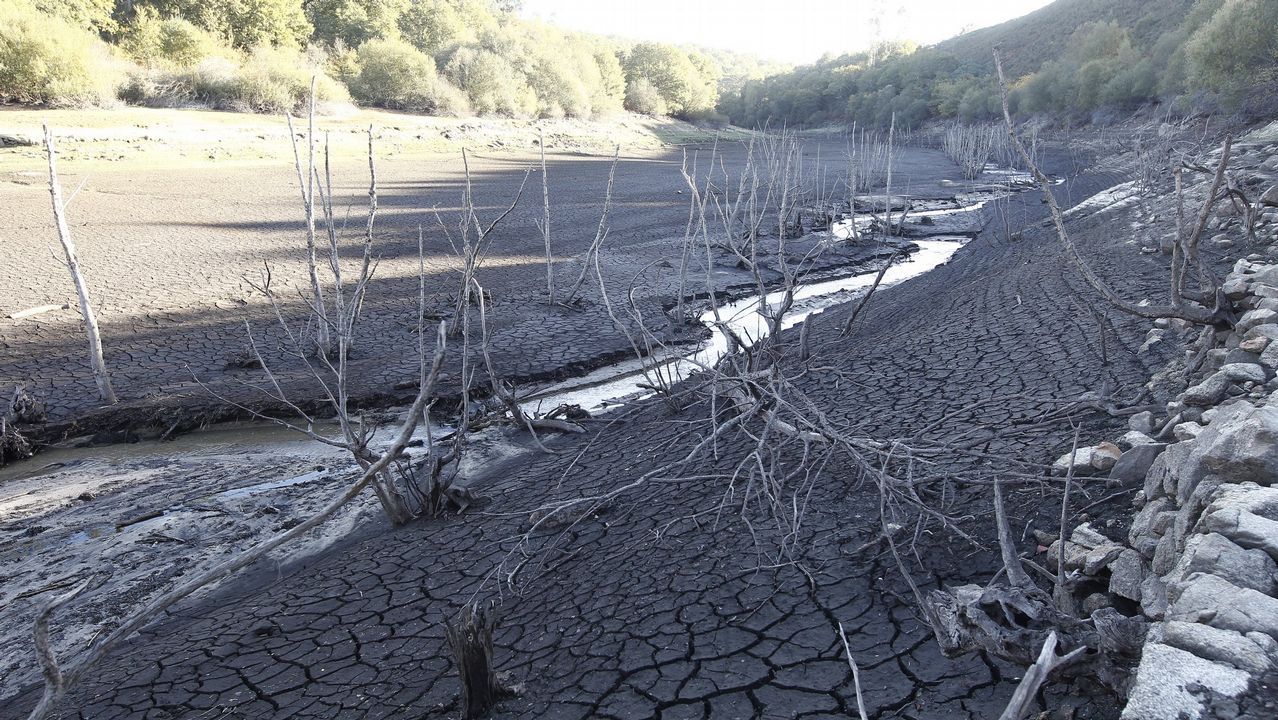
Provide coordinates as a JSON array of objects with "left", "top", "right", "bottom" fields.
[
  {"left": 4, "top": 136, "right": 1103, "bottom": 717},
  {"left": 6, "top": 240, "right": 914, "bottom": 458}
]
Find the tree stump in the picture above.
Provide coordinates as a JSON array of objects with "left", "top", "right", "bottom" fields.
[{"left": 445, "top": 602, "right": 506, "bottom": 719}]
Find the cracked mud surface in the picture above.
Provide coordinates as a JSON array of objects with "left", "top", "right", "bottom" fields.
[{"left": 1, "top": 139, "right": 1185, "bottom": 718}]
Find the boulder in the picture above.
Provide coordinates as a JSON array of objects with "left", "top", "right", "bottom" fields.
[
  {"left": 1167, "top": 532, "right": 1278, "bottom": 595},
  {"left": 1223, "top": 276, "right": 1249, "bottom": 299},
  {"left": 1224, "top": 348, "right": 1262, "bottom": 366},
  {"left": 1129, "top": 410, "right": 1157, "bottom": 435},
  {"left": 1108, "top": 548, "right": 1147, "bottom": 602},
  {"left": 1219, "top": 362, "right": 1268, "bottom": 384},
  {"left": 1262, "top": 183, "right": 1278, "bottom": 208},
  {"left": 1130, "top": 496, "right": 1174, "bottom": 557},
  {"left": 1238, "top": 309, "right": 1278, "bottom": 334},
  {"left": 1204, "top": 508, "right": 1278, "bottom": 560},
  {"left": 1092, "top": 441, "right": 1122, "bottom": 471},
  {"left": 1051, "top": 444, "right": 1119, "bottom": 475},
  {"left": 1243, "top": 323, "right": 1278, "bottom": 343},
  {"left": 1167, "top": 572, "right": 1278, "bottom": 638},
  {"left": 1196, "top": 401, "right": 1278, "bottom": 485},
  {"left": 1262, "top": 340, "right": 1278, "bottom": 369},
  {"left": 1174, "top": 421, "right": 1204, "bottom": 441},
  {"left": 1109, "top": 442, "right": 1167, "bottom": 485},
  {"left": 1120, "top": 644, "right": 1249, "bottom": 720},
  {"left": 1182, "top": 372, "right": 1232, "bottom": 406},
  {"left": 1119, "top": 430, "right": 1156, "bottom": 448},
  {"left": 1161, "top": 621, "right": 1277, "bottom": 674}
]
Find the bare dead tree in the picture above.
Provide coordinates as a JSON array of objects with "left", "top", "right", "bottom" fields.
[
  {"left": 445, "top": 602, "right": 509, "bottom": 719},
  {"left": 561, "top": 146, "right": 620, "bottom": 305},
  {"left": 941, "top": 122, "right": 998, "bottom": 180},
  {"left": 538, "top": 127, "right": 555, "bottom": 305},
  {"left": 284, "top": 79, "right": 330, "bottom": 357},
  {"left": 43, "top": 125, "right": 116, "bottom": 405},
  {"left": 449, "top": 149, "right": 530, "bottom": 336},
  {"left": 994, "top": 49, "right": 1233, "bottom": 327}
]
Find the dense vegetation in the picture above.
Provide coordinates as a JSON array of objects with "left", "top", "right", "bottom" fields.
[
  {"left": 0, "top": 0, "right": 781, "bottom": 118},
  {"left": 4, "top": 0, "right": 1273, "bottom": 127},
  {"left": 719, "top": 0, "right": 1278, "bottom": 128}
]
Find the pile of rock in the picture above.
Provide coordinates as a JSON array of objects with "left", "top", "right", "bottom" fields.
[
  {"left": 1116, "top": 259, "right": 1278, "bottom": 719},
  {"left": 1033, "top": 253, "right": 1278, "bottom": 717}
]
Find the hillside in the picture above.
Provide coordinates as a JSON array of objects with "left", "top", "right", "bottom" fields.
[
  {"left": 937, "top": 0, "right": 1195, "bottom": 77},
  {"left": 719, "top": 0, "right": 1277, "bottom": 128}
]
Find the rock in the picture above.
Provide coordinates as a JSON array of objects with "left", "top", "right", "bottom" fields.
[
  {"left": 1239, "top": 309, "right": 1278, "bottom": 334},
  {"left": 1182, "top": 372, "right": 1232, "bottom": 406},
  {"left": 1082, "top": 592, "right": 1111, "bottom": 616},
  {"left": 1224, "top": 348, "right": 1262, "bottom": 366},
  {"left": 1108, "top": 548, "right": 1146, "bottom": 602},
  {"left": 1051, "top": 445, "right": 1113, "bottom": 476},
  {"left": 1109, "top": 442, "right": 1167, "bottom": 485},
  {"left": 1091, "top": 441, "right": 1122, "bottom": 471},
  {"left": 1253, "top": 284, "right": 1278, "bottom": 299},
  {"left": 1119, "top": 430, "right": 1156, "bottom": 448},
  {"left": 1168, "top": 532, "right": 1278, "bottom": 595},
  {"left": 1130, "top": 496, "right": 1174, "bottom": 556},
  {"left": 1262, "top": 183, "right": 1278, "bottom": 208},
  {"left": 1244, "top": 323, "right": 1278, "bottom": 343},
  {"left": 1120, "top": 644, "right": 1250, "bottom": 720},
  {"left": 1141, "top": 575, "right": 1169, "bottom": 619},
  {"left": 1161, "top": 621, "right": 1277, "bottom": 674},
  {"left": 1262, "top": 340, "right": 1278, "bottom": 369},
  {"left": 1196, "top": 401, "right": 1278, "bottom": 485},
  {"left": 1168, "top": 572, "right": 1278, "bottom": 637},
  {"left": 1220, "top": 362, "right": 1268, "bottom": 384},
  {"left": 1129, "top": 410, "right": 1157, "bottom": 435},
  {"left": 1174, "top": 421, "right": 1204, "bottom": 441},
  {"left": 1223, "top": 276, "right": 1249, "bottom": 299},
  {"left": 1204, "top": 508, "right": 1278, "bottom": 560}
]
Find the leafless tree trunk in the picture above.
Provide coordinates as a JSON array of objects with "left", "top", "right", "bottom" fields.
[
  {"left": 285, "top": 79, "right": 330, "bottom": 356},
  {"left": 562, "top": 146, "right": 620, "bottom": 305},
  {"left": 43, "top": 125, "right": 116, "bottom": 405},
  {"left": 993, "top": 49, "right": 1231, "bottom": 326},
  {"left": 538, "top": 128, "right": 555, "bottom": 305},
  {"left": 446, "top": 602, "right": 508, "bottom": 719}
]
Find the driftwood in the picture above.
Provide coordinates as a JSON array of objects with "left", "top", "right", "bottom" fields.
[
  {"left": 7, "top": 304, "right": 68, "bottom": 321},
  {"left": 998, "top": 631, "right": 1086, "bottom": 720}
]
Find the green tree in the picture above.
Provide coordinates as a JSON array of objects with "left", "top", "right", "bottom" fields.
[
  {"left": 1187, "top": 0, "right": 1278, "bottom": 93},
  {"left": 622, "top": 42, "right": 718, "bottom": 117},
  {"left": 349, "top": 36, "right": 466, "bottom": 112},
  {"left": 136, "top": 0, "right": 310, "bottom": 49},
  {"left": 306, "top": 0, "right": 408, "bottom": 46},
  {"left": 397, "top": 0, "right": 493, "bottom": 55},
  {"left": 31, "top": 0, "right": 116, "bottom": 32}
]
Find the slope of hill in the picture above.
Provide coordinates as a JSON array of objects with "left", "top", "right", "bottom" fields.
[
  {"left": 938, "top": 0, "right": 1195, "bottom": 77},
  {"left": 720, "top": 0, "right": 1276, "bottom": 129}
]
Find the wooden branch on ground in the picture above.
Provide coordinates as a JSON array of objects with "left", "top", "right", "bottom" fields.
[{"left": 997, "top": 631, "right": 1086, "bottom": 720}]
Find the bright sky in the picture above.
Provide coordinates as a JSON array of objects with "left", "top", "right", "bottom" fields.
[{"left": 521, "top": 0, "right": 1056, "bottom": 64}]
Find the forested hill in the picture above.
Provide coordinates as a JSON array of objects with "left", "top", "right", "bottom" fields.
[
  {"left": 0, "top": 0, "right": 783, "bottom": 120},
  {"left": 717, "top": 0, "right": 1278, "bottom": 129}
]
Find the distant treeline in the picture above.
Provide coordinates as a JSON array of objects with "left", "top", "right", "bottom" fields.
[
  {"left": 0, "top": 0, "right": 783, "bottom": 118},
  {"left": 718, "top": 0, "right": 1278, "bottom": 128}
]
